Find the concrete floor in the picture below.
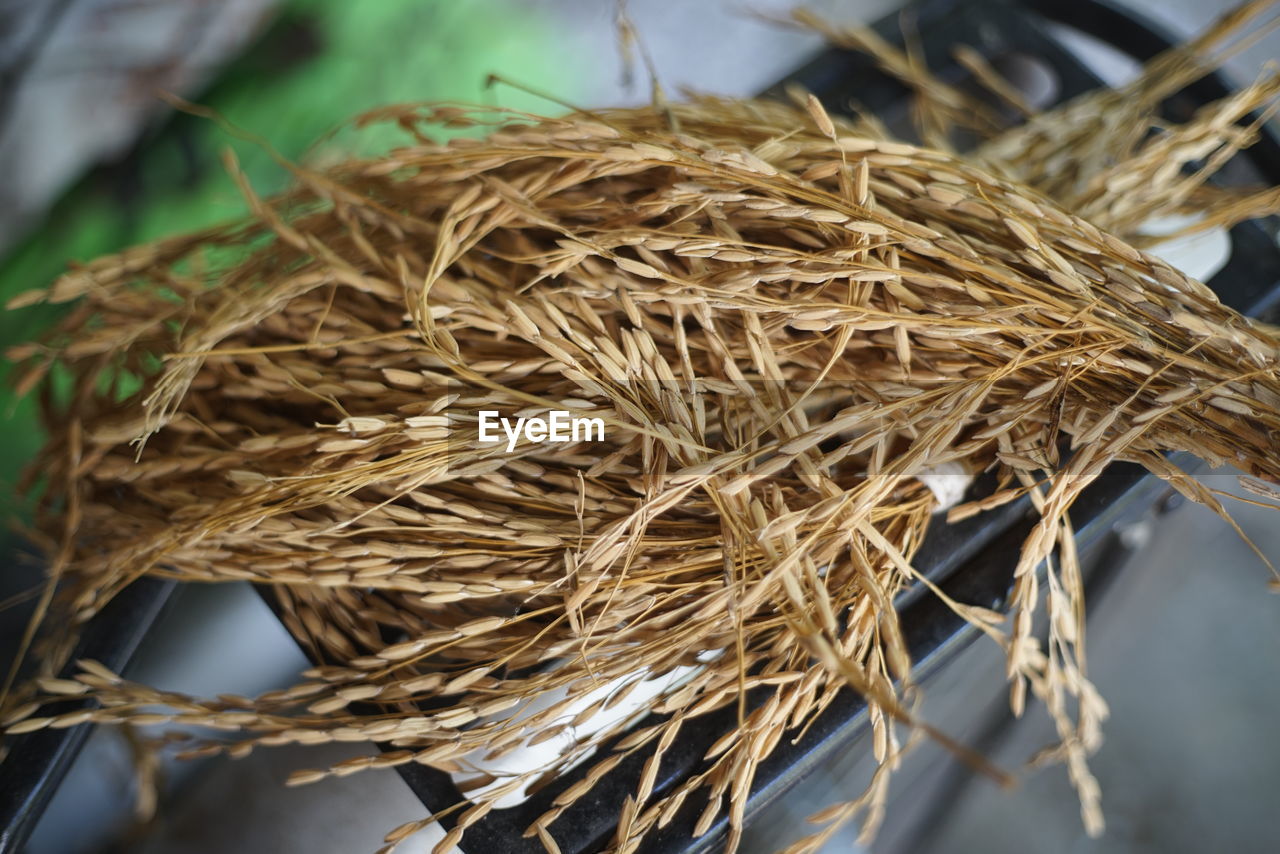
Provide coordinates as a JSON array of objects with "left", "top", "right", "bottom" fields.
[
  {"left": 739, "top": 471, "right": 1280, "bottom": 854},
  {"left": 920, "top": 476, "right": 1280, "bottom": 854}
]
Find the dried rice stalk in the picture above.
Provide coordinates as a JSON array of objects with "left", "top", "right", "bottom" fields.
[{"left": 5, "top": 3, "right": 1280, "bottom": 852}]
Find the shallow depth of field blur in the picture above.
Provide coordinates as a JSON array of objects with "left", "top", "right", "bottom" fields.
[{"left": 1, "top": 1, "right": 1278, "bottom": 852}]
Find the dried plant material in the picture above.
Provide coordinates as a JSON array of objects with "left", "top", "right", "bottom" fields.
[{"left": 5, "top": 4, "right": 1280, "bottom": 853}]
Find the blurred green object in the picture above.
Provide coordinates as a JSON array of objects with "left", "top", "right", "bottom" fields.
[{"left": 0, "top": 0, "right": 583, "bottom": 518}]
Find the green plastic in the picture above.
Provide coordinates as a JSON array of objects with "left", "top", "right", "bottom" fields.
[{"left": 0, "top": 0, "right": 584, "bottom": 517}]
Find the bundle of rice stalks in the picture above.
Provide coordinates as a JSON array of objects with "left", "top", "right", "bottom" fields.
[{"left": 4, "top": 2, "right": 1280, "bottom": 852}]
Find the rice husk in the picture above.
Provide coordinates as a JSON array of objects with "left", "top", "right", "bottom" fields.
[{"left": 5, "top": 3, "right": 1280, "bottom": 852}]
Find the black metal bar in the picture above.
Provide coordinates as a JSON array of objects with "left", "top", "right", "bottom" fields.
[{"left": 0, "top": 578, "right": 176, "bottom": 854}]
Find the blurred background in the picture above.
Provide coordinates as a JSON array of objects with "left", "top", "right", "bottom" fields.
[{"left": 1, "top": 1, "right": 1278, "bottom": 852}]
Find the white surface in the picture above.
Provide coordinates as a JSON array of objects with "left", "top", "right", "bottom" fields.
[
  {"left": 1140, "top": 215, "right": 1233, "bottom": 284},
  {"left": 918, "top": 461, "right": 975, "bottom": 512}
]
